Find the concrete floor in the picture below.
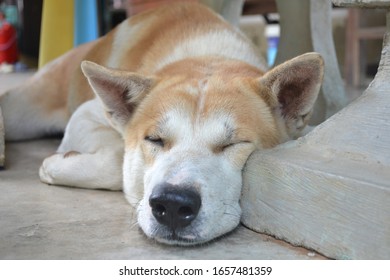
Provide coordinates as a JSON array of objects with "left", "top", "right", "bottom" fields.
[
  {"left": 1, "top": 139, "right": 329, "bottom": 260},
  {"left": 0, "top": 72, "right": 329, "bottom": 260}
]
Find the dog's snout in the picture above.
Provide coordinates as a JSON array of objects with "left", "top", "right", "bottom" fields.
[{"left": 149, "top": 184, "right": 201, "bottom": 230}]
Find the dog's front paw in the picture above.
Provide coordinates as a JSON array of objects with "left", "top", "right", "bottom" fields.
[{"left": 39, "top": 154, "right": 61, "bottom": 185}]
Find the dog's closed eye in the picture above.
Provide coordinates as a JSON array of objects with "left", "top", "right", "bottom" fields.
[
  {"left": 144, "top": 135, "right": 165, "bottom": 147},
  {"left": 214, "top": 141, "right": 251, "bottom": 153}
]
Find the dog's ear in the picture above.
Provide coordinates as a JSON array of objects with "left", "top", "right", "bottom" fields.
[
  {"left": 259, "top": 52, "right": 324, "bottom": 139},
  {"left": 81, "top": 61, "right": 154, "bottom": 133}
]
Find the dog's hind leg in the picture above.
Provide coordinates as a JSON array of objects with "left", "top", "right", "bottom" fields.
[
  {"left": 39, "top": 99, "right": 124, "bottom": 190},
  {"left": 0, "top": 42, "right": 95, "bottom": 141},
  {"left": 0, "top": 83, "right": 69, "bottom": 141}
]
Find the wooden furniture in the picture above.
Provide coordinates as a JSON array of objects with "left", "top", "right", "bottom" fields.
[
  {"left": 242, "top": 0, "right": 277, "bottom": 15},
  {"left": 344, "top": 8, "right": 386, "bottom": 87},
  {"left": 242, "top": 0, "right": 390, "bottom": 259}
]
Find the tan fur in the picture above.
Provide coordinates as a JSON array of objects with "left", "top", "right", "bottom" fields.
[
  {"left": 69, "top": 3, "right": 260, "bottom": 113},
  {"left": 36, "top": 41, "right": 96, "bottom": 116},
  {"left": 67, "top": 32, "right": 117, "bottom": 113}
]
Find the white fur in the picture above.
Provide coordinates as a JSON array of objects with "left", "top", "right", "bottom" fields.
[
  {"left": 106, "top": 22, "right": 143, "bottom": 69},
  {"left": 156, "top": 30, "right": 267, "bottom": 72},
  {"left": 0, "top": 87, "right": 68, "bottom": 141},
  {"left": 40, "top": 99, "right": 123, "bottom": 190},
  {"left": 124, "top": 108, "right": 254, "bottom": 244}
]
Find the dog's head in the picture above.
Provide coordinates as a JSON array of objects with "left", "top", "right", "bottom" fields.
[{"left": 81, "top": 53, "right": 324, "bottom": 245}]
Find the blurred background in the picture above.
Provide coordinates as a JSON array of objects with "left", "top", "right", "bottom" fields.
[{"left": 0, "top": 0, "right": 386, "bottom": 88}]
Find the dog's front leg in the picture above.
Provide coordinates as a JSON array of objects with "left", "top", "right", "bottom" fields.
[
  {"left": 39, "top": 99, "right": 124, "bottom": 190},
  {"left": 39, "top": 148, "right": 123, "bottom": 190}
]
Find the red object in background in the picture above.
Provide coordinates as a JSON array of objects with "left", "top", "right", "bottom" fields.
[{"left": 0, "top": 22, "right": 18, "bottom": 64}]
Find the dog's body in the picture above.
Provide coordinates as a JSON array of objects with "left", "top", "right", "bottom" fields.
[{"left": 0, "top": 3, "right": 324, "bottom": 245}]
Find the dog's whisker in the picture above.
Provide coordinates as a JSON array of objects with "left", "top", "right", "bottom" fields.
[
  {"left": 223, "top": 211, "right": 240, "bottom": 217},
  {"left": 129, "top": 220, "right": 139, "bottom": 230},
  {"left": 222, "top": 200, "right": 241, "bottom": 210}
]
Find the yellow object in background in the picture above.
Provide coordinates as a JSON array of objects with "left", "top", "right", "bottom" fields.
[{"left": 38, "top": 0, "right": 74, "bottom": 68}]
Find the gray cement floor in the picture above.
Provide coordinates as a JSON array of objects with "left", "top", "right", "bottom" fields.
[
  {"left": 0, "top": 72, "right": 328, "bottom": 259},
  {"left": 0, "top": 139, "right": 325, "bottom": 259}
]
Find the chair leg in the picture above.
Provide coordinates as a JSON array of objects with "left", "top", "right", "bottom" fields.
[{"left": 345, "top": 8, "right": 360, "bottom": 87}]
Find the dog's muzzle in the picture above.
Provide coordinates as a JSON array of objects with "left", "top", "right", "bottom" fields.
[{"left": 149, "top": 183, "right": 201, "bottom": 233}]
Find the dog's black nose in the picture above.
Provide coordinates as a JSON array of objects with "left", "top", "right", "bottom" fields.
[{"left": 149, "top": 184, "right": 201, "bottom": 230}]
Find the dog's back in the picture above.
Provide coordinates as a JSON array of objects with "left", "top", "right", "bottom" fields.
[
  {"left": 72, "top": 3, "right": 266, "bottom": 110},
  {"left": 91, "top": 3, "right": 264, "bottom": 71}
]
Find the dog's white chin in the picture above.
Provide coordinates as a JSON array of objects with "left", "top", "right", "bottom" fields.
[
  {"left": 149, "top": 227, "right": 238, "bottom": 246},
  {"left": 154, "top": 235, "right": 200, "bottom": 246},
  {"left": 139, "top": 210, "right": 242, "bottom": 246}
]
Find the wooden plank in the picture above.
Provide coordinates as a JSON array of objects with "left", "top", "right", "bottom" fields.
[
  {"left": 242, "top": 0, "right": 277, "bottom": 15},
  {"left": 358, "top": 26, "right": 387, "bottom": 39},
  {"left": 344, "top": 9, "right": 361, "bottom": 87},
  {"left": 242, "top": 143, "right": 390, "bottom": 259},
  {"left": 333, "top": 0, "right": 390, "bottom": 8}
]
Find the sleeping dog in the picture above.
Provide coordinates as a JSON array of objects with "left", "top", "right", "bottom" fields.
[{"left": 0, "top": 3, "right": 323, "bottom": 245}]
